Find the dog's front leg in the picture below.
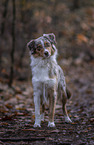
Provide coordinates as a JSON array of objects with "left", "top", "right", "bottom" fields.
[
  {"left": 48, "top": 89, "right": 57, "bottom": 127},
  {"left": 33, "top": 93, "right": 41, "bottom": 127}
]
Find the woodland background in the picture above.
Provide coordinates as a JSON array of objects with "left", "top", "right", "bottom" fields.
[{"left": 0, "top": 0, "right": 94, "bottom": 144}]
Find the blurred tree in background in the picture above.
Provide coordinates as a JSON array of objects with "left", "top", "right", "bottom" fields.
[
  {"left": 72, "top": 0, "right": 80, "bottom": 10},
  {"left": 9, "top": 0, "right": 16, "bottom": 86}
]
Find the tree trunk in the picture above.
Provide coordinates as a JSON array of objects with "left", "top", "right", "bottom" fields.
[
  {"left": 1, "top": 0, "right": 9, "bottom": 35},
  {"left": 18, "top": 0, "right": 26, "bottom": 67},
  {"left": 52, "top": 0, "right": 58, "bottom": 26},
  {"left": 0, "top": 0, "right": 9, "bottom": 66},
  {"left": 72, "top": 0, "right": 80, "bottom": 10},
  {"left": 9, "top": 0, "right": 16, "bottom": 86}
]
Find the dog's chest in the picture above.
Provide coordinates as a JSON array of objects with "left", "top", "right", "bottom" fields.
[
  {"left": 32, "top": 64, "right": 50, "bottom": 82},
  {"left": 31, "top": 56, "right": 57, "bottom": 85}
]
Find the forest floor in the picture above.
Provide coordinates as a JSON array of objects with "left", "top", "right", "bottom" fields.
[{"left": 0, "top": 58, "right": 94, "bottom": 145}]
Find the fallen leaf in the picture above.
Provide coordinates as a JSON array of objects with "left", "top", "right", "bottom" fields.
[
  {"left": 5, "top": 104, "right": 13, "bottom": 109},
  {"left": 74, "top": 115, "right": 79, "bottom": 118},
  {"left": 77, "top": 34, "right": 88, "bottom": 43},
  {"left": 48, "top": 129, "right": 60, "bottom": 133},
  {"left": 2, "top": 114, "right": 14, "bottom": 121},
  {"left": 0, "top": 122, "right": 9, "bottom": 126},
  {"left": 90, "top": 118, "right": 94, "bottom": 122},
  {"left": 87, "top": 127, "right": 91, "bottom": 130},
  {"left": 14, "top": 86, "right": 22, "bottom": 94}
]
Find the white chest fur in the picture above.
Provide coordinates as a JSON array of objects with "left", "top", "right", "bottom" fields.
[
  {"left": 32, "top": 63, "right": 49, "bottom": 82},
  {"left": 30, "top": 56, "right": 57, "bottom": 86},
  {"left": 31, "top": 56, "right": 50, "bottom": 82}
]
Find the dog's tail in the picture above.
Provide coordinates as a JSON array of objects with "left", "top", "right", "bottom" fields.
[
  {"left": 66, "top": 88, "right": 71, "bottom": 99},
  {"left": 59, "top": 67, "right": 71, "bottom": 99}
]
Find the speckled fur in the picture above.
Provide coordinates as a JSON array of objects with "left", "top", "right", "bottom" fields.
[{"left": 27, "top": 33, "right": 72, "bottom": 127}]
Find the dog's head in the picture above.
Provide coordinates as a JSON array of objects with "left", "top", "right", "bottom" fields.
[{"left": 27, "top": 33, "right": 56, "bottom": 58}]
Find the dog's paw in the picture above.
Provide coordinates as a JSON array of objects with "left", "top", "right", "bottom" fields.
[
  {"left": 33, "top": 123, "right": 41, "bottom": 128},
  {"left": 65, "top": 116, "right": 72, "bottom": 123},
  {"left": 48, "top": 121, "right": 55, "bottom": 127}
]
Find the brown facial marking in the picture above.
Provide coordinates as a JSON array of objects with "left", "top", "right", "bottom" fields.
[
  {"left": 33, "top": 43, "right": 44, "bottom": 57},
  {"left": 34, "top": 49, "right": 44, "bottom": 57},
  {"left": 44, "top": 41, "right": 50, "bottom": 47},
  {"left": 37, "top": 44, "right": 42, "bottom": 51}
]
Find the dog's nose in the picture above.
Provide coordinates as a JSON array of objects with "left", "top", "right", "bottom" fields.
[{"left": 44, "top": 51, "right": 49, "bottom": 57}]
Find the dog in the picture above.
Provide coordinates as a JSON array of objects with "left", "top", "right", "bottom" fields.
[{"left": 27, "top": 33, "right": 72, "bottom": 127}]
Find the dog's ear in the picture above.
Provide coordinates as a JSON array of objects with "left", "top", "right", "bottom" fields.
[
  {"left": 27, "top": 40, "right": 36, "bottom": 54},
  {"left": 43, "top": 33, "right": 56, "bottom": 45}
]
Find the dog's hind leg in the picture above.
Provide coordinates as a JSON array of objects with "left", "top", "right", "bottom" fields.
[
  {"left": 41, "top": 104, "right": 45, "bottom": 121},
  {"left": 62, "top": 92, "right": 72, "bottom": 123}
]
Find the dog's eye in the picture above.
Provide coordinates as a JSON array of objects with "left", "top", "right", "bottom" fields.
[
  {"left": 37, "top": 45, "right": 42, "bottom": 51},
  {"left": 44, "top": 42, "right": 50, "bottom": 47}
]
